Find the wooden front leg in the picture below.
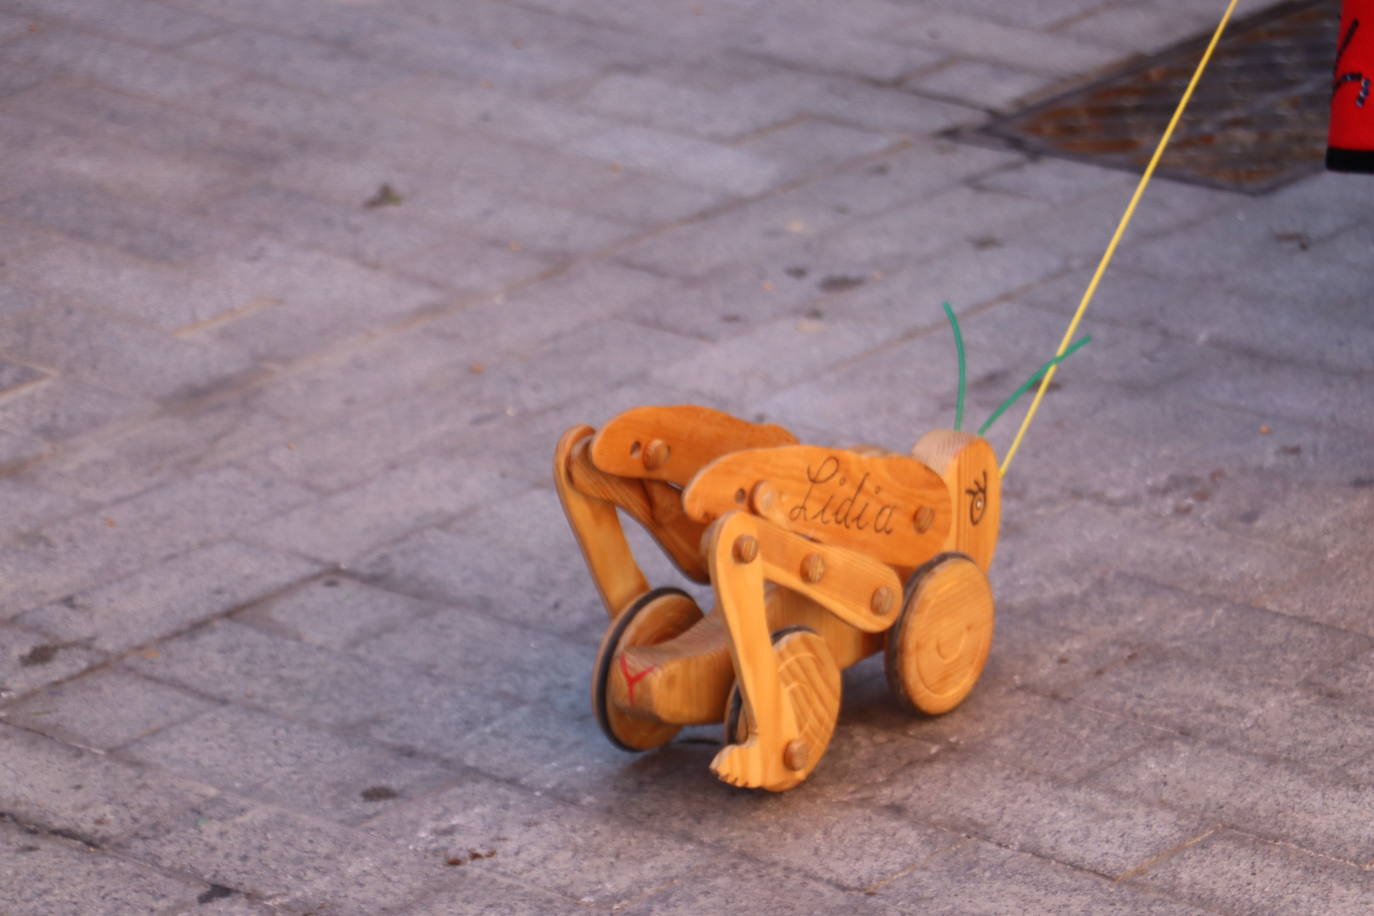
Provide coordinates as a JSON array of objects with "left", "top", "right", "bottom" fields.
[
  {"left": 751, "top": 520, "right": 903, "bottom": 634},
  {"left": 706, "top": 511, "right": 799, "bottom": 790},
  {"left": 706, "top": 512, "right": 904, "bottom": 789}
]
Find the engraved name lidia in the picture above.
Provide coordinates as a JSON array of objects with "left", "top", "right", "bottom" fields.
[{"left": 787, "top": 455, "right": 900, "bottom": 534}]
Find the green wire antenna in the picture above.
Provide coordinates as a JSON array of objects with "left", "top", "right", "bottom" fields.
[
  {"left": 942, "top": 302, "right": 966, "bottom": 431},
  {"left": 978, "top": 335, "right": 1092, "bottom": 437}
]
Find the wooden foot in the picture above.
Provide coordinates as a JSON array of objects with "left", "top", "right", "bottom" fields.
[
  {"left": 712, "top": 627, "right": 840, "bottom": 791},
  {"left": 884, "top": 552, "right": 994, "bottom": 715},
  {"left": 593, "top": 588, "right": 703, "bottom": 751}
]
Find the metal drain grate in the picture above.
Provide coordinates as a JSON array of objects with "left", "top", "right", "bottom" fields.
[{"left": 956, "top": 0, "right": 1340, "bottom": 194}]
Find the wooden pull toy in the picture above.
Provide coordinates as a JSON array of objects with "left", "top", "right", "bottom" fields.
[
  {"left": 554, "top": 405, "right": 1002, "bottom": 791},
  {"left": 552, "top": 0, "right": 1244, "bottom": 789}
]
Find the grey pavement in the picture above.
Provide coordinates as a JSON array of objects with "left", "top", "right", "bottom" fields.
[{"left": 1, "top": 0, "right": 1372, "bottom": 912}]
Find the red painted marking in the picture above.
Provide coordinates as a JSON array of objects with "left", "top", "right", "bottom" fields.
[{"left": 618, "top": 654, "right": 657, "bottom": 705}]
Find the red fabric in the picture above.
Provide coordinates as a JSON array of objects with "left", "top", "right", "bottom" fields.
[{"left": 1329, "top": 0, "right": 1374, "bottom": 171}]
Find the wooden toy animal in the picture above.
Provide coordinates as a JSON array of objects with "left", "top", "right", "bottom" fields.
[
  {"left": 551, "top": 0, "right": 1245, "bottom": 790},
  {"left": 554, "top": 405, "right": 1000, "bottom": 791}
]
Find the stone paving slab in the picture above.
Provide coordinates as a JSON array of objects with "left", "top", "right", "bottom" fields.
[
  {"left": 0, "top": 0, "right": 1370, "bottom": 912},
  {"left": 1, "top": 818, "right": 211, "bottom": 916},
  {"left": 874, "top": 837, "right": 1202, "bottom": 914},
  {"left": 0, "top": 721, "right": 219, "bottom": 847},
  {"left": 119, "top": 795, "right": 473, "bottom": 914},
  {"left": 3, "top": 663, "right": 216, "bottom": 749},
  {"left": 1088, "top": 736, "right": 1374, "bottom": 864},
  {"left": 1127, "top": 828, "right": 1374, "bottom": 916}
]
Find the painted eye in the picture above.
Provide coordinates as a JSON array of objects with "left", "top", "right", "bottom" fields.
[{"left": 965, "top": 470, "right": 989, "bottom": 526}]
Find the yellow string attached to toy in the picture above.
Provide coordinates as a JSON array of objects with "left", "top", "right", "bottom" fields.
[{"left": 999, "top": 0, "right": 1241, "bottom": 477}]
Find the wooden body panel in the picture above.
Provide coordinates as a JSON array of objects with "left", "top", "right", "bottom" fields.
[
  {"left": 591, "top": 405, "right": 796, "bottom": 486},
  {"left": 683, "top": 445, "right": 951, "bottom": 567}
]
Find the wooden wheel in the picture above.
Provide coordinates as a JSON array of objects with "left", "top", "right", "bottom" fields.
[
  {"left": 885, "top": 552, "right": 994, "bottom": 716},
  {"left": 592, "top": 587, "right": 703, "bottom": 752},
  {"left": 721, "top": 627, "right": 841, "bottom": 790},
  {"left": 722, "top": 625, "right": 808, "bottom": 746}
]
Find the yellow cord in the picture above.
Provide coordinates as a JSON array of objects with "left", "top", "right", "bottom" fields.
[{"left": 999, "top": 0, "right": 1240, "bottom": 477}]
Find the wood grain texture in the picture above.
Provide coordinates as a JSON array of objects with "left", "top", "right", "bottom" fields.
[
  {"left": 911, "top": 430, "right": 1000, "bottom": 572},
  {"left": 611, "top": 585, "right": 883, "bottom": 728},
  {"left": 885, "top": 553, "right": 995, "bottom": 716},
  {"left": 767, "top": 586, "right": 885, "bottom": 670},
  {"left": 554, "top": 425, "right": 649, "bottom": 619},
  {"left": 563, "top": 414, "right": 1001, "bottom": 789},
  {"left": 591, "top": 405, "right": 797, "bottom": 486},
  {"left": 711, "top": 627, "right": 840, "bottom": 791},
  {"left": 683, "top": 445, "right": 951, "bottom": 566},
  {"left": 703, "top": 511, "right": 881, "bottom": 790},
  {"left": 704, "top": 511, "right": 797, "bottom": 790},
  {"left": 567, "top": 442, "right": 709, "bottom": 582},
  {"left": 619, "top": 610, "right": 734, "bottom": 726},
  {"left": 595, "top": 588, "right": 704, "bottom": 751},
  {"left": 761, "top": 629, "right": 841, "bottom": 790},
  {"left": 750, "top": 514, "right": 903, "bottom": 634}
]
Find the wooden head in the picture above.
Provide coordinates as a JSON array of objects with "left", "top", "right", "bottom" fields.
[{"left": 910, "top": 430, "right": 1000, "bottom": 572}]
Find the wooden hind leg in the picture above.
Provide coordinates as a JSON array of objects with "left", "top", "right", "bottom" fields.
[{"left": 553, "top": 425, "right": 649, "bottom": 619}]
